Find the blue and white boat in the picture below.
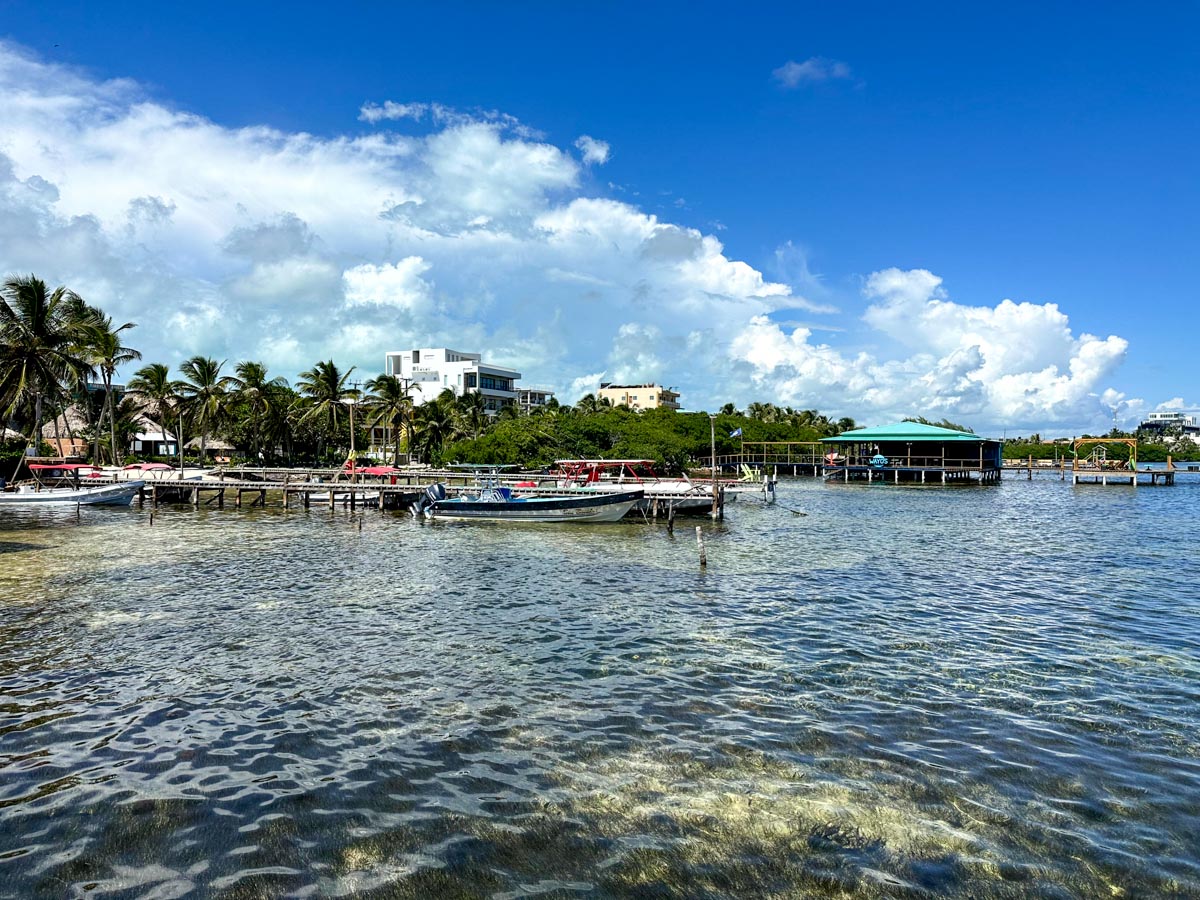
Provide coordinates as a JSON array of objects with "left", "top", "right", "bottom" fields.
[{"left": 415, "top": 483, "right": 642, "bottom": 523}]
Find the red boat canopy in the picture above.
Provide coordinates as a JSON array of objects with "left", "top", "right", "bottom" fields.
[
  {"left": 124, "top": 462, "right": 174, "bottom": 470},
  {"left": 357, "top": 466, "right": 399, "bottom": 475}
]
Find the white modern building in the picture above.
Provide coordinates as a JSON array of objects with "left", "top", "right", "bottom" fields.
[
  {"left": 1138, "top": 411, "right": 1199, "bottom": 435},
  {"left": 384, "top": 348, "right": 520, "bottom": 413},
  {"left": 518, "top": 387, "right": 555, "bottom": 414}
]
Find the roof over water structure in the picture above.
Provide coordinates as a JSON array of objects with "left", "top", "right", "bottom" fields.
[
  {"left": 822, "top": 421, "right": 990, "bottom": 443},
  {"left": 820, "top": 421, "right": 1002, "bottom": 484}
]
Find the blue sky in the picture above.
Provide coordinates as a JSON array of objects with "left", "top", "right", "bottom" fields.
[{"left": 1, "top": 2, "right": 1195, "bottom": 433}]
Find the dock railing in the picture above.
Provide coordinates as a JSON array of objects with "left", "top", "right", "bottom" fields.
[{"left": 737, "top": 442, "right": 825, "bottom": 467}]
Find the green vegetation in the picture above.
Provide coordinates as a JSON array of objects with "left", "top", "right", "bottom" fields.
[{"left": 442, "top": 402, "right": 850, "bottom": 474}]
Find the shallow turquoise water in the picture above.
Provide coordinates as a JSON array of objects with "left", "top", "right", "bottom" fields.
[{"left": 1, "top": 475, "right": 1198, "bottom": 897}]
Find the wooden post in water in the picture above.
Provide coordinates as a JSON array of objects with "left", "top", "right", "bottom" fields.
[
  {"left": 696, "top": 525, "right": 707, "bottom": 569},
  {"left": 709, "top": 415, "right": 719, "bottom": 520}
]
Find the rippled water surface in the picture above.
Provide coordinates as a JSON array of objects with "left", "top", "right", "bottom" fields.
[{"left": 2, "top": 476, "right": 1199, "bottom": 898}]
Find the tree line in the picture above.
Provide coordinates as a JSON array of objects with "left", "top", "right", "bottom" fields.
[{"left": 2, "top": 274, "right": 857, "bottom": 472}]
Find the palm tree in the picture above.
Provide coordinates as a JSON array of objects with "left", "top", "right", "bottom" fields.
[
  {"left": 575, "top": 393, "right": 612, "bottom": 415},
  {"left": 456, "top": 391, "right": 490, "bottom": 440},
  {"left": 296, "top": 360, "right": 356, "bottom": 462},
  {"left": 0, "top": 275, "right": 92, "bottom": 458},
  {"left": 229, "top": 361, "right": 289, "bottom": 462},
  {"left": 363, "top": 373, "right": 413, "bottom": 465},
  {"left": 746, "top": 401, "right": 781, "bottom": 423},
  {"left": 127, "top": 363, "right": 185, "bottom": 467},
  {"left": 178, "top": 356, "right": 232, "bottom": 462},
  {"left": 87, "top": 313, "right": 141, "bottom": 464},
  {"left": 109, "top": 396, "right": 146, "bottom": 460},
  {"left": 410, "top": 393, "right": 460, "bottom": 465}
]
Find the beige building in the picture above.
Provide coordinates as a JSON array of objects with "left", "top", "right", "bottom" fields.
[{"left": 597, "top": 382, "right": 680, "bottom": 411}]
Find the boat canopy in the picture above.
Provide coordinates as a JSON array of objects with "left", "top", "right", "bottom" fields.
[
  {"left": 29, "top": 464, "right": 101, "bottom": 471},
  {"left": 554, "top": 459, "right": 656, "bottom": 467}
]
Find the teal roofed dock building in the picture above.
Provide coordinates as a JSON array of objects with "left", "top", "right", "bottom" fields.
[{"left": 821, "top": 421, "right": 1003, "bottom": 484}]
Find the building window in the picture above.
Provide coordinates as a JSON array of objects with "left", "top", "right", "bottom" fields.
[
  {"left": 479, "top": 375, "right": 512, "bottom": 392},
  {"left": 412, "top": 350, "right": 420, "bottom": 364},
  {"left": 465, "top": 373, "right": 477, "bottom": 388}
]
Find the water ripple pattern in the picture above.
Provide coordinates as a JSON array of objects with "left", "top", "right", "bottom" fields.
[{"left": 1, "top": 477, "right": 1198, "bottom": 897}]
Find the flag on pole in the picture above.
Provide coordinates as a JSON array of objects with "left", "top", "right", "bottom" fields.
[{"left": 729, "top": 427, "right": 743, "bottom": 438}]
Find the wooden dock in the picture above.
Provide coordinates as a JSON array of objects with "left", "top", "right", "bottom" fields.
[
  {"left": 1003, "top": 445, "right": 1193, "bottom": 486},
  {"left": 104, "top": 466, "right": 728, "bottom": 518},
  {"left": 139, "top": 479, "right": 422, "bottom": 511}
]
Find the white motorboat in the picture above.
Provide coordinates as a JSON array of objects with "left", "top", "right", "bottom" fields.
[
  {"left": 0, "top": 465, "right": 144, "bottom": 506},
  {"left": 415, "top": 482, "right": 642, "bottom": 523},
  {"left": 553, "top": 459, "right": 728, "bottom": 513}
]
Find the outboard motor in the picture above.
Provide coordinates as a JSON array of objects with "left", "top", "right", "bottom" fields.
[{"left": 412, "top": 482, "right": 448, "bottom": 518}]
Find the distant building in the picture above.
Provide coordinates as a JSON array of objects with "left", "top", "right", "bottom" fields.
[
  {"left": 518, "top": 387, "right": 555, "bottom": 414},
  {"left": 131, "top": 417, "right": 177, "bottom": 457},
  {"left": 1138, "top": 411, "right": 1199, "bottom": 436},
  {"left": 384, "top": 348, "right": 520, "bottom": 413},
  {"left": 597, "top": 383, "right": 680, "bottom": 411}
]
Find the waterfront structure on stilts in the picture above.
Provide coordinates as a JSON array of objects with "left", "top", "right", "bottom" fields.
[{"left": 821, "top": 421, "right": 1002, "bottom": 485}]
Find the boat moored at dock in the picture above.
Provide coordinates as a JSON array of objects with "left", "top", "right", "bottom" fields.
[
  {"left": 553, "top": 459, "right": 727, "bottom": 513},
  {"left": 0, "top": 465, "right": 144, "bottom": 506},
  {"left": 416, "top": 482, "right": 643, "bottom": 523}
]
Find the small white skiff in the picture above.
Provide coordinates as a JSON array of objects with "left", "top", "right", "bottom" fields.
[{"left": 0, "top": 465, "right": 144, "bottom": 506}]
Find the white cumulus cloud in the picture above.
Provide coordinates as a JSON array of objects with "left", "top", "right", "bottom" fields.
[
  {"left": 0, "top": 40, "right": 1135, "bottom": 431},
  {"left": 729, "top": 269, "right": 1133, "bottom": 432},
  {"left": 575, "top": 135, "right": 610, "bottom": 165}
]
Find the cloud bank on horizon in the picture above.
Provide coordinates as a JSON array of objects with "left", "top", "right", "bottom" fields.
[{"left": 0, "top": 41, "right": 1144, "bottom": 433}]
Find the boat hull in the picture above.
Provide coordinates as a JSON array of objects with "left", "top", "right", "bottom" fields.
[
  {"left": 0, "top": 481, "right": 145, "bottom": 506},
  {"left": 429, "top": 490, "right": 641, "bottom": 523}
]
